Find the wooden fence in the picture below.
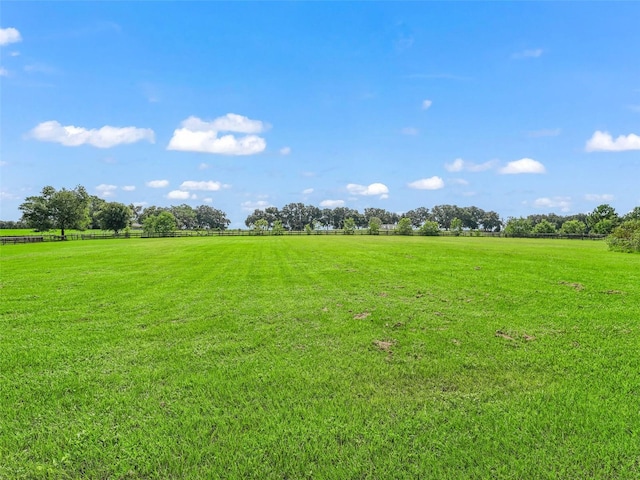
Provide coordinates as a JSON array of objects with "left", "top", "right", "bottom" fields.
[{"left": 1, "top": 229, "right": 607, "bottom": 245}]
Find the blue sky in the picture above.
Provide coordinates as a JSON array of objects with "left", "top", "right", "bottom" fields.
[{"left": 1, "top": 2, "right": 639, "bottom": 227}]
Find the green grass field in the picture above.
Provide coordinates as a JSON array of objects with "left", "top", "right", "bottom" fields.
[{"left": 1, "top": 236, "right": 639, "bottom": 479}]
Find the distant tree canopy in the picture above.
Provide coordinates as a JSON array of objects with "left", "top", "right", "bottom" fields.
[
  {"left": 243, "top": 203, "right": 503, "bottom": 232},
  {"left": 16, "top": 185, "right": 230, "bottom": 235},
  {"left": 10, "top": 187, "right": 639, "bottom": 241}
]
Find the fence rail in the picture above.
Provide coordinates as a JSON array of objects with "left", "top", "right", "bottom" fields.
[{"left": 1, "top": 229, "right": 607, "bottom": 245}]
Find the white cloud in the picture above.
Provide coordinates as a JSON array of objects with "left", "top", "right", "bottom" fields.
[
  {"left": 0, "top": 27, "right": 22, "bottom": 46},
  {"left": 320, "top": 199, "right": 345, "bottom": 208},
  {"left": 167, "top": 114, "right": 267, "bottom": 155},
  {"left": 96, "top": 184, "right": 117, "bottom": 197},
  {"left": 0, "top": 190, "right": 19, "bottom": 200},
  {"left": 533, "top": 197, "right": 571, "bottom": 212},
  {"left": 0, "top": 67, "right": 8, "bottom": 77},
  {"left": 10, "top": 51, "right": 20, "bottom": 57},
  {"left": 445, "top": 158, "right": 497, "bottom": 172},
  {"left": 183, "top": 113, "right": 267, "bottom": 134},
  {"left": 401, "top": 127, "right": 419, "bottom": 136},
  {"left": 527, "top": 128, "right": 561, "bottom": 138},
  {"left": 408, "top": 176, "right": 445, "bottom": 190},
  {"left": 302, "top": 188, "right": 314, "bottom": 195},
  {"left": 422, "top": 99, "right": 432, "bottom": 110},
  {"left": 280, "top": 146, "right": 291, "bottom": 155},
  {"left": 512, "top": 48, "right": 543, "bottom": 59},
  {"left": 241, "top": 200, "right": 271, "bottom": 211},
  {"left": 499, "top": 158, "right": 546, "bottom": 174},
  {"left": 450, "top": 178, "right": 470, "bottom": 186},
  {"left": 122, "top": 185, "right": 136, "bottom": 191},
  {"left": 167, "top": 190, "right": 193, "bottom": 200},
  {"left": 198, "top": 163, "right": 210, "bottom": 170},
  {"left": 203, "top": 197, "right": 213, "bottom": 203},
  {"left": 346, "top": 183, "right": 389, "bottom": 197},
  {"left": 29, "top": 121, "right": 155, "bottom": 148},
  {"left": 585, "top": 130, "right": 640, "bottom": 152},
  {"left": 146, "top": 180, "right": 169, "bottom": 188},
  {"left": 179, "top": 180, "right": 224, "bottom": 191},
  {"left": 585, "top": 194, "right": 614, "bottom": 202}
]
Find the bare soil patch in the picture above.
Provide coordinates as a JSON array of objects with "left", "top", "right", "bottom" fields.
[{"left": 559, "top": 281, "right": 584, "bottom": 291}]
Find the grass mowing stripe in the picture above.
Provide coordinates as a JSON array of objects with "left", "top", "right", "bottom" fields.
[{"left": 1, "top": 236, "right": 639, "bottom": 478}]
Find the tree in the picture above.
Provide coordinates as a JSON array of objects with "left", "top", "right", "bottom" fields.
[
  {"left": 404, "top": 207, "right": 431, "bottom": 228},
  {"left": 128, "top": 203, "right": 143, "bottom": 226},
  {"left": 432, "top": 204, "right": 460, "bottom": 230},
  {"left": 88, "top": 195, "right": 107, "bottom": 229},
  {"left": 98, "top": 202, "right": 132, "bottom": 234},
  {"left": 170, "top": 204, "right": 197, "bottom": 230},
  {"left": 607, "top": 220, "right": 640, "bottom": 253},
  {"left": 139, "top": 206, "right": 167, "bottom": 225},
  {"left": 195, "top": 205, "right": 230, "bottom": 230},
  {"left": 623, "top": 207, "right": 640, "bottom": 222},
  {"left": 587, "top": 204, "right": 619, "bottom": 232},
  {"left": 561, "top": 220, "right": 586, "bottom": 235},
  {"left": 460, "top": 206, "right": 485, "bottom": 230},
  {"left": 532, "top": 220, "right": 556, "bottom": 235},
  {"left": 272, "top": 219, "right": 285, "bottom": 235},
  {"left": 253, "top": 218, "right": 268, "bottom": 235},
  {"left": 395, "top": 217, "right": 413, "bottom": 235},
  {"left": 480, "top": 210, "right": 502, "bottom": 232},
  {"left": 504, "top": 217, "right": 533, "bottom": 237},
  {"left": 591, "top": 219, "right": 616, "bottom": 235},
  {"left": 450, "top": 217, "right": 463, "bottom": 236},
  {"left": 143, "top": 211, "right": 177, "bottom": 234},
  {"left": 418, "top": 221, "right": 440, "bottom": 236},
  {"left": 368, "top": 217, "right": 382, "bottom": 235},
  {"left": 18, "top": 186, "right": 55, "bottom": 232},
  {"left": 343, "top": 217, "right": 356, "bottom": 234},
  {"left": 19, "top": 185, "right": 90, "bottom": 238},
  {"left": 245, "top": 208, "right": 267, "bottom": 229}
]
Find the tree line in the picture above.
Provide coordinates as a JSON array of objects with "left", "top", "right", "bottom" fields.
[
  {"left": 244, "top": 204, "right": 503, "bottom": 232},
  {"left": 9, "top": 185, "right": 640, "bottom": 250},
  {"left": 244, "top": 202, "right": 640, "bottom": 236},
  {"left": 16, "top": 185, "right": 230, "bottom": 237}
]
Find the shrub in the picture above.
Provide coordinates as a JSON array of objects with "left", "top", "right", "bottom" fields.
[
  {"left": 418, "top": 221, "right": 440, "bottom": 236},
  {"left": 532, "top": 220, "right": 556, "bottom": 235},
  {"left": 272, "top": 220, "right": 285, "bottom": 236},
  {"left": 368, "top": 217, "right": 381, "bottom": 235},
  {"left": 561, "top": 219, "right": 586, "bottom": 235},
  {"left": 450, "top": 217, "right": 463, "bottom": 236},
  {"left": 504, "top": 217, "right": 532, "bottom": 237},
  {"left": 343, "top": 218, "right": 356, "bottom": 235},
  {"left": 607, "top": 220, "right": 640, "bottom": 253},
  {"left": 395, "top": 217, "right": 413, "bottom": 236}
]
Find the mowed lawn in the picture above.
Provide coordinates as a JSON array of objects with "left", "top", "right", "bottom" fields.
[{"left": 1, "top": 236, "right": 639, "bottom": 479}]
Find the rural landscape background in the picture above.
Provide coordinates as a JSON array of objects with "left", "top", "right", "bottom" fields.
[{"left": 1, "top": 2, "right": 640, "bottom": 479}]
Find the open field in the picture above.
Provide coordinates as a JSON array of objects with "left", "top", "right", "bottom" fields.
[{"left": 1, "top": 236, "right": 639, "bottom": 478}]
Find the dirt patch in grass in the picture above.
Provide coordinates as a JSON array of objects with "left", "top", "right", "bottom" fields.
[
  {"left": 373, "top": 340, "right": 394, "bottom": 352},
  {"left": 496, "top": 330, "right": 536, "bottom": 342},
  {"left": 353, "top": 312, "right": 370, "bottom": 320},
  {"left": 495, "top": 330, "right": 515, "bottom": 341},
  {"left": 603, "top": 289, "right": 623, "bottom": 295},
  {"left": 559, "top": 281, "right": 584, "bottom": 291}
]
